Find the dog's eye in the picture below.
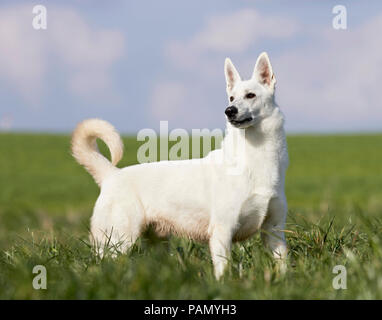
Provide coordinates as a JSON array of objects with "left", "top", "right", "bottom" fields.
[
  {"left": 245, "top": 93, "right": 256, "bottom": 99},
  {"left": 229, "top": 96, "right": 234, "bottom": 102}
]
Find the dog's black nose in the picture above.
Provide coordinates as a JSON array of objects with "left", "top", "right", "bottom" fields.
[{"left": 225, "top": 106, "right": 238, "bottom": 118}]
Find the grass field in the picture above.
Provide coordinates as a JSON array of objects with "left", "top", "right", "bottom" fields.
[{"left": 0, "top": 133, "right": 382, "bottom": 299}]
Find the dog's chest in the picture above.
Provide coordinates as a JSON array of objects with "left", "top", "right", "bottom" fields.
[
  {"left": 232, "top": 149, "right": 285, "bottom": 241},
  {"left": 233, "top": 193, "right": 270, "bottom": 242},
  {"left": 248, "top": 144, "right": 284, "bottom": 194}
]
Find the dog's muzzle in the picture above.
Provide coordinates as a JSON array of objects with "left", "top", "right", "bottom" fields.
[{"left": 225, "top": 106, "right": 254, "bottom": 127}]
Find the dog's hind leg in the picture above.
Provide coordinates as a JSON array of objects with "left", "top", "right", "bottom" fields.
[{"left": 90, "top": 196, "right": 145, "bottom": 257}]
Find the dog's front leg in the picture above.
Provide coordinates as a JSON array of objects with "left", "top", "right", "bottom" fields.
[
  {"left": 209, "top": 224, "right": 233, "bottom": 280},
  {"left": 261, "top": 196, "right": 288, "bottom": 270}
]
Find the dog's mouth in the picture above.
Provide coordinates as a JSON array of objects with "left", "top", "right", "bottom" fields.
[{"left": 228, "top": 117, "right": 253, "bottom": 126}]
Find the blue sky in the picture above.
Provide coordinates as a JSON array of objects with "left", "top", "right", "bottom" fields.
[{"left": 0, "top": 1, "right": 381, "bottom": 133}]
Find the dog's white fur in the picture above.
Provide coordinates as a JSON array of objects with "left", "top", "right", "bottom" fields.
[{"left": 71, "top": 52, "right": 288, "bottom": 279}]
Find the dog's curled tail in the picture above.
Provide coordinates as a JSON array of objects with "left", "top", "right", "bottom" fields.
[{"left": 71, "top": 119, "right": 124, "bottom": 187}]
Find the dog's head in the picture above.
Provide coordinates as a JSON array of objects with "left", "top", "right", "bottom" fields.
[{"left": 224, "top": 52, "right": 276, "bottom": 129}]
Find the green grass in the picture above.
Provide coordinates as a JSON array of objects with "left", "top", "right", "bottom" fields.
[{"left": 0, "top": 133, "right": 382, "bottom": 299}]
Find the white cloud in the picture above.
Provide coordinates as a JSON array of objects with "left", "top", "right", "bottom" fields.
[
  {"left": 154, "top": 8, "right": 382, "bottom": 132},
  {"left": 274, "top": 14, "right": 382, "bottom": 131},
  {"left": 165, "top": 9, "right": 298, "bottom": 71},
  {"left": 150, "top": 9, "right": 299, "bottom": 128},
  {"left": 193, "top": 9, "right": 298, "bottom": 52},
  {"left": 0, "top": 5, "right": 125, "bottom": 105},
  {"left": 149, "top": 82, "right": 188, "bottom": 124},
  {"left": 148, "top": 80, "right": 223, "bottom": 130},
  {"left": 0, "top": 6, "right": 46, "bottom": 103}
]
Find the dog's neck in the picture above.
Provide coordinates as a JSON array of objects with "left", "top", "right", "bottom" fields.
[
  {"left": 221, "top": 105, "right": 288, "bottom": 193},
  {"left": 224, "top": 106, "right": 286, "bottom": 155},
  {"left": 244, "top": 106, "right": 286, "bottom": 155}
]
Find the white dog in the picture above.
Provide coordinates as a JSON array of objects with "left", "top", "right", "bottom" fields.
[{"left": 71, "top": 52, "right": 289, "bottom": 279}]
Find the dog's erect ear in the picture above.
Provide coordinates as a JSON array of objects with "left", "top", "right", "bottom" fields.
[
  {"left": 252, "top": 52, "right": 276, "bottom": 89},
  {"left": 225, "top": 58, "right": 241, "bottom": 91}
]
